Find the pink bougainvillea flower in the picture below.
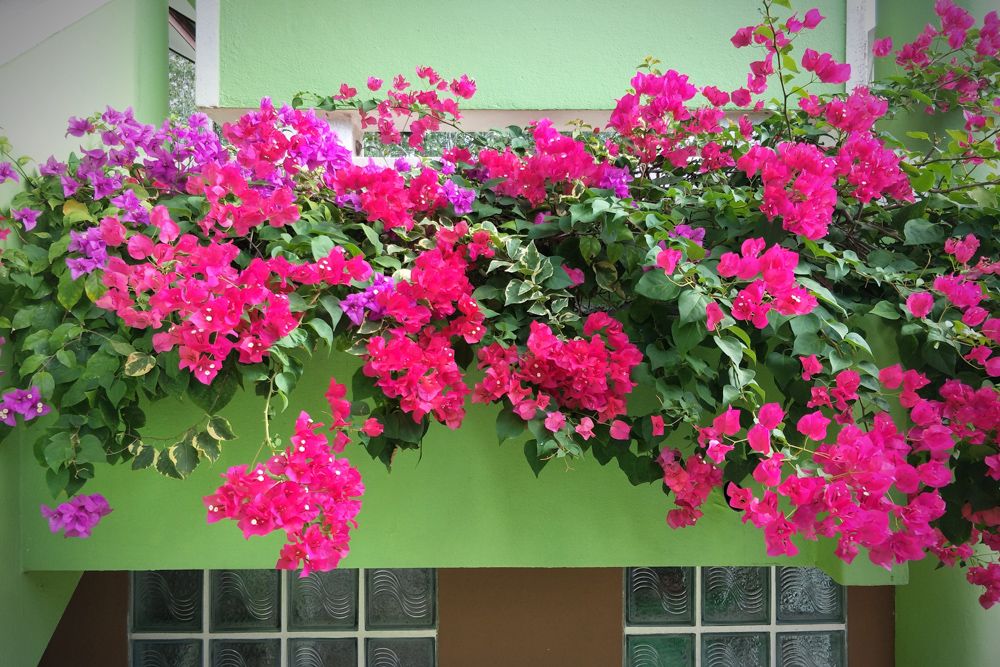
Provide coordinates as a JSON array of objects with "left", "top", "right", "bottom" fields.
[
  {"left": 796, "top": 411, "right": 830, "bottom": 441},
  {"left": 366, "top": 77, "right": 383, "bottom": 91},
  {"left": 879, "top": 364, "right": 904, "bottom": 389},
  {"left": 713, "top": 407, "right": 742, "bottom": 436},
  {"left": 706, "top": 302, "right": 725, "bottom": 331},
  {"left": 544, "top": 411, "right": 567, "bottom": 433},
  {"left": 801, "top": 48, "right": 851, "bottom": 83},
  {"left": 757, "top": 403, "right": 785, "bottom": 430},
  {"left": 799, "top": 355, "right": 822, "bottom": 381},
  {"left": 650, "top": 415, "right": 665, "bottom": 437},
  {"left": 906, "top": 292, "right": 935, "bottom": 318},
  {"left": 656, "top": 248, "right": 682, "bottom": 275},
  {"left": 873, "top": 37, "right": 894, "bottom": 57},
  {"left": 562, "top": 265, "right": 585, "bottom": 287},
  {"left": 747, "top": 424, "right": 772, "bottom": 455},
  {"left": 575, "top": 416, "right": 595, "bottom": 440},
  {"left": 361, "top": 418, "right": 384, "bottom": 437},
  {"left": 803, "top": 8, "right": 825, "bottom": 29},
  {"left": 610, "top": 419, "right": 631, "bottom": 441}
]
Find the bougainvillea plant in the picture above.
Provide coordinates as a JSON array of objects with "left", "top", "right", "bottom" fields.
[{"left": 1, "top": 0, "right": 998, "bottom": 603}]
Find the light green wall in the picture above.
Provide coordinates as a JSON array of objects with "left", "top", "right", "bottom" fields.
[
  {"left": 0, "top": 1, "right": 166, "bottom": 663},
  {"left": 896, "top": 556, "right": 1000, "bottom": 667},
  {"left": 217, "top": 0, "right": 846, "bottom": 109},
  {"left": 20, "top": 351, "right": 902, "bottom": 587},
  {"left": 873, "top": 1, "right": 1000, "bottom": 660}
]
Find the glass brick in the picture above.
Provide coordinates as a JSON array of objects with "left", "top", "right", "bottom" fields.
[
  {"left": 626, "top": 567, "right": 695, "bottom": 626},
  {"left": 365, "top": 568, "right": 436, "bottom": 629},
  {"left": 366, "top": 637, "right": 435, "bottom": 667},
  {"left": 777, "top": 631, "right": 846, "bottom": 667},
  {"left": 131, "top": 639, "right": 202, "bottom": 667},
  {"left": 288, "top": 569, "right": 359, "bottom": 630},
  {"left": 211, "top": 639, "right": 280, "bottom": 667},
  {"left": 131, "top": 570, "right": 203, "bottom": 632},
  {"left": 776, "top": 567, "right": 844, "bottom": 624},
  {"left": 702, "top": 632, "right": 769, "bottom": 667},
  {"left": 210, "top": 569, "right": 280, "bottom": 632},
  {"left": 701, "top": 567, "right": 770, "bottom": 625},
  {"left": 288, "top": 638, "right": 358, "bottom": 667},
  {"left": 625, "top": 634, "right": 695, "bottom": 667}
]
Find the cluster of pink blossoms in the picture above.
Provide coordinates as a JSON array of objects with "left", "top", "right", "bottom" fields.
[
  {"left": 339, "top": 66, "right": 475, "bottom": 149},
  {"left": 477, "top": 119, "right": 630, "bottom": 205},
  {"left": 40, "top": 494, "right": 112, "bottom": 538},
  {"left": 97, "top": 224, "right": 371, "bottom": 384},
  {"left": 905, "top": 234, "right": 1000, "bottom": 377},
  {"left": 709, "top": 239, "right": 818, "bottom": 329},
  {"left": 204, "top": 412, "right": 364, "bottom": 575},
  {"left": 362, "top": 223, "right": 491, "bottom": 428},
  {"left": 473, "top": 312, "right": 643, "bottom": 428},
  {"left": 660, "top": 361, "right": 999, "bottom": 605}
]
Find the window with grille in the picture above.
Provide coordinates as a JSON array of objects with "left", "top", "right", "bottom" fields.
[
  {"left": 624, "top": 566, "right": 847, "bottom": 667},
  {"left": 129, "top": 568, "right": 437, "bottom": 667}
]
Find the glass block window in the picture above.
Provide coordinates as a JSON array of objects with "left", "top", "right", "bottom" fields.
[
  {"left": 129, "top": 569, "right": 436, "bottom": 667},
  {"left": 624, "top": 566, "right": 846, "bottom": 667}
]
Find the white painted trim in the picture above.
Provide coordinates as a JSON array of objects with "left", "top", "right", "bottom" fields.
[
  {"left": 195, "top": 0, "right": 221, "bottom": 108},
  {"left": 0, "top": 0, "right": 112, "bottom": 67},
  {"left": 845, "top": 0, "right": 878, "bottom": 89}
]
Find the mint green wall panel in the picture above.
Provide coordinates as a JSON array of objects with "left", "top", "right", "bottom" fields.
[
  {"left": 21, "top": 352, "right": 899, "bottom": 586},
  {"left": 217, "top": 0, "right": 846, "bottom": 109}
]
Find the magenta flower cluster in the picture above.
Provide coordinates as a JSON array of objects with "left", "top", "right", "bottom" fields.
[{"left": 40, "top": 493, "right": 112, "bottom": 538}]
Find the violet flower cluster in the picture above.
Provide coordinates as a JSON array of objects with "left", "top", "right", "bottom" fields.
[
  {"left": 442, "top": 179, "right": 475, "bottom": 215},
  {"left": 66, "top": 226, "right": 108, "bottom": 278},
  {"left": 341, "top": 273, "right": 394, "bottom": 325},
  {"left": 40, "top": 493, "right": 112, "bottom": 538},
  {"left": 0, "top": 386, "right": 50, "bottom": 426}
]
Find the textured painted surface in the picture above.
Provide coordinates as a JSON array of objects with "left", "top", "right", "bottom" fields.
[
  {"left": 0, "top": 1, "right": 166, "bottom": 663},
  {"left": 22, "top": 351, "right": 897, "bottom": 586},
  {"left": 876, "top": 2, "right": 1000, "bottom": 659},
  {"left": 896, "top": 556, "right": 1000, "bottom": 667},
  {"left": 216, "top": 0, "right": 846, "bottom": 110}
]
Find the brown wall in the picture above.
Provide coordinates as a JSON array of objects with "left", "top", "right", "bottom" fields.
[
  {"left": 847, "top": 585, "right": 895, "bottom": 667},
  {"left": 39, "top": 571, "right": 128, "bottom": 667},
  {"left": 438, "top": 567, "right": 623, "bottom": 667}
]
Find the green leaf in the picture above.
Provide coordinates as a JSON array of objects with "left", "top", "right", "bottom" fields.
[
  {"left": 869, "top": 300, "right": 901, "bottom": 320},
  {"left": 76, "top": 434, "right": 106, "bottom": 464},
  {"left": 635, "top": 271, "right": 680, "bottom": 301},
  {"left": 678, "top": 289, "right": 708, "bottom": 325},
  {"left": 307, "top": 318, "right": 334, "bottom": 346},
  {"left": 32, "top": 371, "right": 55, "bottom": 397},
  {"left": 124, "top": 352, "right": 156, "bottom": 377},
  {"left": 56, "top": 270, "right": 85, "bottom": 310},
  {"left": 84, "top": 271, "right": 106, "bottom": 302},
  {"left": 383, "top": 410, "right": 424, "bottom": 444},
  {"left": 169, "top": 437, "right": 200, "bottom": 478},
  {"left": 714, "top": 336, "right": 744, "bottom": 366},
  {"left": 186, "top": 367, "right": 239, "bottom": 414},
  {"left": 44, "top": 433, "right": 74, "bottom": 469},
  {"left": 523, "top": 440, "right": 549, "bottom": 477},
  {"left": 206, "top": 416, "right": 237, "bottom": 441},
  {"left": 311, "top": 235, "right": 335, "bottom": 261},
  {"left": 193, "top": 432, "right": 222, "bottom": 463},
  {"left": 154, "top": 449, "right": 182, "bottom": 479},
  {"left": 903, "top": 218, "right": 943, "bottom": 246},
  {"left": 496, "top": 407, "right": 525, "bottom": 444},
  {"left": 62, "top": 199, "right": 93, "bottom": 223},
  {"left": 130, "top": 444, "right": 154, "bottom": 470},
  {"left": 579, "top": 236, "right": 601, "bottom": 261}
]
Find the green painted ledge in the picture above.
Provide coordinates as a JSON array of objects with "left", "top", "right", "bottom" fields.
[{"left": 20, "top": 351, "right": 903, "bottom": 586}]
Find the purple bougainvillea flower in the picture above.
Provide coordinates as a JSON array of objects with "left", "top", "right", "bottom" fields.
[
  {"left": 11, "top": 207, "right": 41, "bottom": 231},
  {"left": 0, "top": 161, "right": 19, "bottom": 183},
  {"left": 40, "top": 494, "right": 112, "bottom": 538}
]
